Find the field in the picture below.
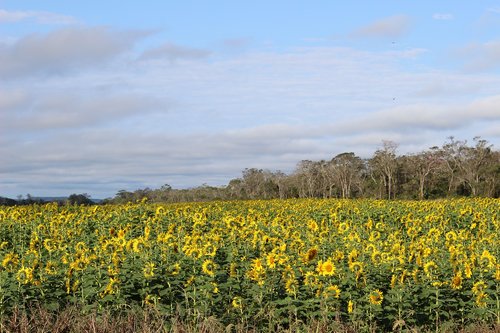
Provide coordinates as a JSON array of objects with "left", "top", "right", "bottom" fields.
[{"left": 0, "top": 198, "right": 499, "bottom": 332}]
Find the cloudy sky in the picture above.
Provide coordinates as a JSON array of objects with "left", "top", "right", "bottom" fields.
[{"left": 2, "top": 1, "right": 500, "bottom": 199}]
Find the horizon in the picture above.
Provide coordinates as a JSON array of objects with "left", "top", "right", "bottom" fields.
[{"left": 2, "top": 1, "right": 500, "bottom": 198}]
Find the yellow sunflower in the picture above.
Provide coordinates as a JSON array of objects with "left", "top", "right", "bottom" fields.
[
  {"left": 143, "top": 262, "right": 155, "bottom": 279},
  {"left": 369, "top": 289, "right": 384, "bottom": 305},
  {"left": 16, "top": 266, "right": 34, "bottom": 285},
  {"left": 202, "top": 259, "right": 216, "bottom": 277},
  {"left": 322, "top": 284, "right": 341, "bottom": 299},
  {"left": 317, "top": 259, "right": 336, "bottom": 276}
]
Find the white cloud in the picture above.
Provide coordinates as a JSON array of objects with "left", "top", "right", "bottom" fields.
[
  {"left": 350, "top": 15, "right": 412, "bottom": 39},
  {"left": 1, "top": 92, "right": 164, "bottom": 133},
  {"left": 0, "top": 89, "right": 28, "bottom": 110},
  {"left": 0, "top": 9, "right": 78, "bottom": 24},
  {"left": 331, "top": 95, "right": 500, "bottom": 135},
  {"left": 0, "top": 26, "right": 149, "bottom": 78},
  {"left": 456, "top": 40, "right": 500, "bottom": 71}
]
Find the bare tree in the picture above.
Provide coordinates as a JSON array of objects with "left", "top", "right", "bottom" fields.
[
  {"left": 271, "top": 170, "right": 288, "bottom": 199},
  {"left": 441, "top": 137, "right": 494, "bottom": 196},
  {"left": 329, "top": 152, "right": 364, "bottom": 198},
  {"left": 370, "top": 141, "right": 398, "bottom": 199},
  {"left": 406, "top": 147, "right": 442, "bottom": 200},
  {"left": 294, "top": 160, "right": 321, "bottom": 198},
  {"left": 482, "top": 150, "right": 500, "bottom": 197}
]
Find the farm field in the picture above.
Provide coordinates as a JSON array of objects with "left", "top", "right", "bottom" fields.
[{"left": 0, "top": 198, "right": 499, "bottom": 332}]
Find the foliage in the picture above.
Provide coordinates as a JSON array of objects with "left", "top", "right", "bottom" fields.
[
  {"left": 0, "top": 198, "right": 499, "bottom": 331},
  {"left": 104, "top": 137, "right": 499, "bottom": 204}
]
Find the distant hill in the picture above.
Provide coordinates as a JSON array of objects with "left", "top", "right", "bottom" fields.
[
  {"left": 0, "top": 196, "right": 103, "bottom": 205},
  {"left": 36, "top": 197, "right": 103, "bottom": 204},
  {"left": 0, "top": 196, "right": 17, "bottom": 206},
  {"left": 36, "top": 196, "right": 67, "bottom": 202}
]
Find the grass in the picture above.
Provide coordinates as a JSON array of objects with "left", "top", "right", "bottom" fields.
[{"left": 1, "top": 306, "right": 499, "bottom": 333}]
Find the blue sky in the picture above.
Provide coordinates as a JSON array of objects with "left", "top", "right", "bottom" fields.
[{"left": 1, "top": 1, "right": 500, "bottom": 198}]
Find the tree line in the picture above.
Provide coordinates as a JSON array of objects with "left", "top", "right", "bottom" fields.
[
  {"left": 2, "top": 136, "right": 498, "bottom": 206},
  {"left": 106, "top": 136, "right": 500, "bottom": 203}
]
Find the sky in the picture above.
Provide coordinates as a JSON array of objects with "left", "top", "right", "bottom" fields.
[{"left": 1, "top": 1, "right": 500, "bottom": 199}]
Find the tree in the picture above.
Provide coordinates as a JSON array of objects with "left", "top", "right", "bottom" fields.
[
  {"left": 115, "top": 190, "right": 134, "bottom": 203},
  {"left": 294, "top": 160, "right": 323, "bottom": 198},
  {"left": 406, "top": 148, "right": 442, "bottom": 200},
  {"left": 227, "top": 178, "right": 245, "bottom": 199},
  {"left": 441, "top": 137, "right": 494, "bottom": 196},
  {"left": 240, "top": 168, "right": 279, "bottom": 199},
  {"left": 369, "top": 141, "right": 398, "bottom": 199},
  {"left": 271, "top": 170, "right": 289, "bottom": 199},
  {"left": 67, "top": 193, "right": 94, "bottom": 205},
  {"left": 329, "top": 152, "right": 364, "bottom": 198},
  {"left": 462, "top": 137, "right": 494, "bottom": 196},
  {"left": 483, "top": 150, "right": 500, "bottom": 197}
]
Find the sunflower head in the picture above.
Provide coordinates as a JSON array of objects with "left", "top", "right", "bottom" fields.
[
  {"left": 369, "top": 289, "right": 384, "bottom": 305},
  {"left": 305, "top": 248, "right": 318, "bottom": 262},
  {"left": 322, "top": 284, "right": 341, "bottom": 299},
  {"left": 143, "top": 262, "right": 155, "bottom": 279},
  {"left": 202, "top": 259, "right": 216, "bottom": 277}
]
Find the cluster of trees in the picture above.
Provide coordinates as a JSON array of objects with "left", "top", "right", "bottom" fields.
[
  {"left": 0, "top": 193, "right": 95, "bottom": 207},
  {"left": 107, "top": 137, "right": 500, "bottom": 203}
]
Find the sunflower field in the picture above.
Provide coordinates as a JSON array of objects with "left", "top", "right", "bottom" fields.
[{"left": 0, "top": 198, "right": 499, "bottom": 331}]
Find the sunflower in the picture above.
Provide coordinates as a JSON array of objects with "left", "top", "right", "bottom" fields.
[
  {"left": 348, "top": 261, "right": 364, "bottom": 276},
  {"left": 304, "top": 271, "right": 318, "bottom": 287},
  {"left": 232, "top": 296, "right": 243, "bottom": 309},
  {"left": 390, "top": 274, "right": 398, "bottom": 288},
  {"left": 45, "top": 261, "right": 58, "bottom": 275},
  {"left": 369, "top": 289, "right": 384, "bottom": 305},
  {"left": 347, "top": 300, "right": 354, "bottom": 313},
  {"left": 229, "top": 262, "right": 238, "bottom": 277},
  {"left": 424, "top": 261, "right": 438, "bottom": 277},
  {"left": 1, "top": 253, "right": 18, "bottom": 271},
  {"left": 101, "top": 240, "right": 116, "bottom": 253},
  {"left": 70, "top": 258, "right": 87, "bottom": 271},
  {"left": 285, "top": 278, "right": 298, "bottom": 296},
  {"left": 322, "top": 284, "right": 341, "bottom": 299},
  {"left": 246, "top": 259, "right": 265, "bottom": 285},
  {"left": 464, "top": 261, "right": 473, "bottom": 278},
  {"left": 304, "top": 248, "right": 318, "bottom": 262},
  {"left": 338, "top": 222, "right": 350, "bottom": 234},
  {"left": 169, "top": 263, "right": 181, "bottom": 276},
  {"left": 475, "top": 292, "right": 489, "bottom": 308},
  {"left": 143, "top": 262, "right": 155, "bottom": 279},
  {"left": 472, "top": 280, "right": 487, "bottom": 295},
  {"left": 16, "top": 266, "right": 34, "bottom": 285},
  {"left": 317, "top": 259, "right": 336, "bottom": 276},
  {"left": 307, "top": 220, "right": 319, "bottom": 232},
  {"left": 480, "top": 250, "right": 496, "bottom": 270},
  {"left": 371, "top": 250, "right": 382, "bottom": 265},
  {"left": 451, "top": 271, "right": 463, "bottom": 290},
  {"left": 101, "top": 276, "right": 120, "bottom": 296},
  {"left": 43, "top": 239, "right": 57, "bottom": 252},
  {"left": 369, "top": 231, "right": 381, "bottom": 242},
  {"left": 155, "top": 206, "right": 165, "bottom": 216},
  {"left": 132, "top": 238, "right": 146, "bottom": 253},
  {"left": 202, "top": 259, "right": 216, "bottom": 277},
  {"left": 74, "top": 241, "right": 86, "bottom": 252},
  {"left": 266, "top": 253, "right": 277, "bottom": 269},
  {"left": 203, "top": 243, "right": 217, "bottom": 257}
]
